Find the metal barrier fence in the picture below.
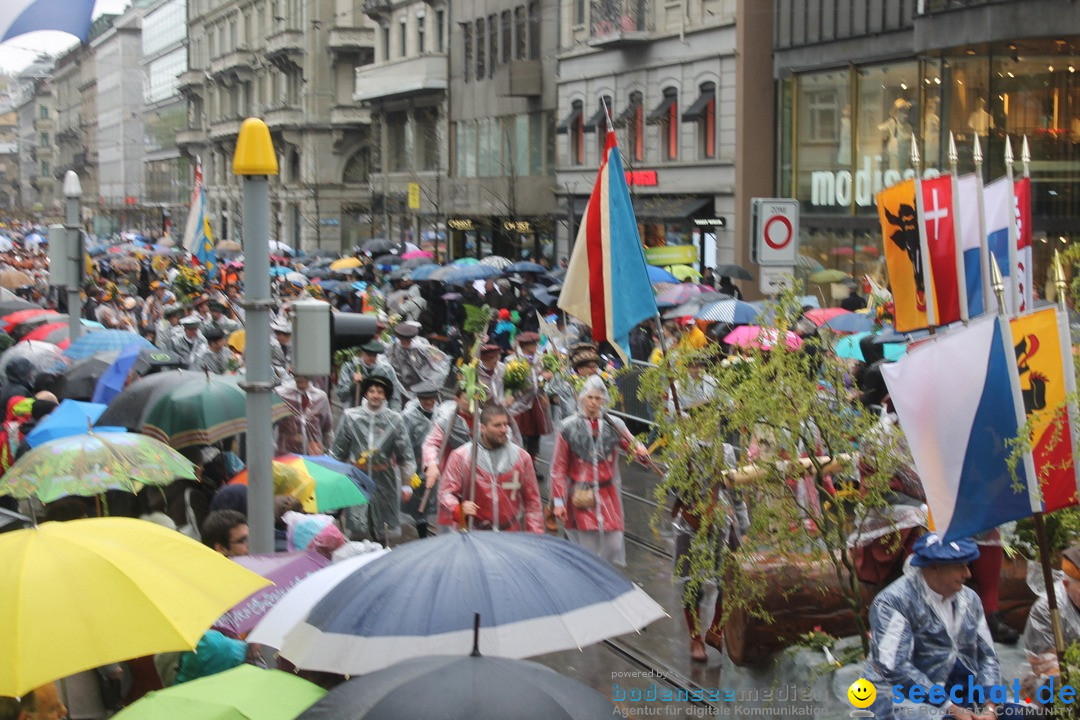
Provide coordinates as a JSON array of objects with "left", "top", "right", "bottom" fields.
[{"left": 610, "top": 359, "right": 658, "bottom": 429}]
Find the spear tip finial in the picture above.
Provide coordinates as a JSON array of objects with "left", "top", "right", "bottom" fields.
[
  {"left": 910, "top": 137, "right": 921, "bottom": 167},
  {"left": 947, "top": 131, "right": 958, "bottom": 165},
  {"left": 1022, "top": 135, "right": 1031, "bottom": 164},
  {"left": 1005, "top": 134, "right": 1015, "bottom": 165},
  {"left": 973, "top": 135, "right": 983, "bottom": 165}
]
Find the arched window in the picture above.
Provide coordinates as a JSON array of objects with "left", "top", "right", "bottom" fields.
[
  {"left": 683, "top": 81, "right": 716, "bottom": 160},
  {"left": 647, "top": 87, "right": 679, "bottom": 161},
  {"left": 343, "top": 149, "right": 370, "bottom": 184}
]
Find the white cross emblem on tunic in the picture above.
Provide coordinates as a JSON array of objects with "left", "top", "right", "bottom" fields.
[{"left": 501, "top": 472, "right": 521, "bottom": 502}]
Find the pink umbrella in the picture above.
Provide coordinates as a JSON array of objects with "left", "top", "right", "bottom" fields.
[
  {"left": 830, "top": 246, "right": 855, "bottom": 256},
  {"left": 723, "top": 325, "right": 802, "bottom": 351},
  {"left": 214, "top": 550, "right": 330, "bottom": 637},
  {"left": 401, "top": 250, "right": 434, "bottom": 260},
  {"left": 804, "top": 307, "right": 851, "bottom": 327}
]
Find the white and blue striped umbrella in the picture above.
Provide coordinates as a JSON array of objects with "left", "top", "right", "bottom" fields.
[
  {"left": 695, "top": 298, "right": 762, "bottom": 324},
  {"left": 276, "top": 532, "right": 666, "bottom": 676},
  {"left": 63, "top": 330, "right": 154, "bottom": 361}
]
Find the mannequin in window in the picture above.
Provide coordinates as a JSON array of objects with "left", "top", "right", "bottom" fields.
[
  {"left": 878, "top": 98, "right": 913, "bottom": 171},
  {"left": 836, "top": 103, "right": 851, "bottom": 166},
  {"left": 923, "top": 96, "right": 941, "bottom": 166},
  {"left": 968, "top": 97, "right": 994, "bottom": 136}
]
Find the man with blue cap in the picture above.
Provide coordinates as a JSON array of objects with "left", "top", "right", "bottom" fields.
[{"left": 863, "top": 533, "right": 1005, "bottom": 719}]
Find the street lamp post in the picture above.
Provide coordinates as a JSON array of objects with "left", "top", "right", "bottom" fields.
[
  {"left": 62, "top": 171, "right": 82, "bottom": 343},
  {"left": 233, "top": 118, "right": 279, "bottom": 554}
]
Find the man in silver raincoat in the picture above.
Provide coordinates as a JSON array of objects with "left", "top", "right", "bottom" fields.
[
  {"left": 331, "top": 374, "right": 416, "bottom": 544},
  {"left": 401, "top": 380, "right": 441, "bottom": 537},
  {"left": 384, "top": 323, "right": 449, "bottom": 406},
  {"left": 864, "top": 534, "right": 1003, "bottom": 720},
  {"left": 335, "top": 340, "right": 406, "bottom": 411}
]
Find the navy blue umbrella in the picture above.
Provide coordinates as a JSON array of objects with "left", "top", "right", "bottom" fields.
[{"left": 276, "top": 532, "right": 665, "bottom": 675}]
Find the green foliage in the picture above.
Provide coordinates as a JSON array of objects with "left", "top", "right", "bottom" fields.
[{"left": 638, "top": 283, "right": 906, "bottom": 657}]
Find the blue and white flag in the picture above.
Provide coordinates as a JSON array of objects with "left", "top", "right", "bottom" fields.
[
  {"left": 984, "top": 177, "right": 1015, "bottom": 313},
  {"left": 955, "top": 174, "right": 989, "bottom": 318},
  {"left": 182, "top": 162, "right": 217, "bottom": 279},
  {"left": 881, "top": 315, "right": 1039, "bottom": 541}
]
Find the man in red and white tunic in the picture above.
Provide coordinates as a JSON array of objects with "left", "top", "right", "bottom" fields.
[
  {"left": 439, "top": 405, "right": 544, "bottom": 533},
  {"left": 551, "top": 375, "right": 650, "bottom": 566}
]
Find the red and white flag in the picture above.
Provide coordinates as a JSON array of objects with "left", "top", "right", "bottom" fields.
[
  {"left": 1014, "top": 177, "right": 1033, "bottom": 313},
  {"left": 919, "top": 175, "right": 963, "bottom": 325}
]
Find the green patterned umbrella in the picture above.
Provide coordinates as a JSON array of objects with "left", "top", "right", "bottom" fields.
[
  {"left": 2, "top": 431, "right": 196, "bottom": 503},
  {"left": 141, "top": 374, "right": 291, "bottom": 449}
]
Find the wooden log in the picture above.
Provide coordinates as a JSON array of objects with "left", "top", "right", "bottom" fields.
[{"left": 724, "top": 551, "right": 1036, "bottom": 667}]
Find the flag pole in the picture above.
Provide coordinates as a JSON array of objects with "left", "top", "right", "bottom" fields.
[
  {"left": 992, "top": 255, "right": 1065, "bottom": 662},
  {"left": 948, "top": 132, "right": 968, "bottom": 322},
  {"left": 974, "top": 136, "right": 994, "bottom": 314},
  {"left": 910, "top": 139, "right": 937, "bottom": 331},
  {"left": 1004, "top": 136, "right": 1022, "bottom": 312}
]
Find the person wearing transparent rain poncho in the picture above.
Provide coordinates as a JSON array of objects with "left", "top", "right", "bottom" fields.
[
  {"left": 550, "top": 375, "right": 650, "bottom": 567},
  {"left": 1022, "top": 545, "right": 1080, "bottom": 705}
]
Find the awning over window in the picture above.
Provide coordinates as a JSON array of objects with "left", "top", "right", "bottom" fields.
[
  {"left": 646, "top": 94, "right": 676, "bottom": 125},
  {"left": 555, "top": 106, "right": 582, "bottom": 134},
  {"left": 614, "top": 101, "right": 640, "bottom": 127},
  {"left": 583, "top": 106, "right": 609, "bottom": 133},
  {"left": 681, "top": 87, "right": 715, "bottom": 122}
]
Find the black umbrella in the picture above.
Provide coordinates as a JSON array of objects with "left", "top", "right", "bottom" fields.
[
  {"left": 131, "top": 348, "right": 185, "bottom": 376},
  {"left": 297, "top": 651, "right": 616, "bottom": 720},
  {"left": 713, "top": 263, "right": 754, "bottom": 281},
  {"left": 0, "top": 507, "right": 31, "bottom": 533},
  {"left": 48, "top": 353, "right": 118, "bottom": 401},
  {"left": 360, "top": 238, "right": 400, "bottom": 255},
  {"left": 95, "top": 370, "right": 203, "bottom": 429},
  {"left": 0, "top": 299, "right": 38, "bottom": 316}
]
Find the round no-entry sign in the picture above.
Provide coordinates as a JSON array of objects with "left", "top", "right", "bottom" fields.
[{"left": 753, "top": 198, "right": 800, "bottom": 266}]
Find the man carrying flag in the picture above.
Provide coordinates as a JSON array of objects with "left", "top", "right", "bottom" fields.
[{"left": 557, "top": 117, "right": 658, "bottom": 361}]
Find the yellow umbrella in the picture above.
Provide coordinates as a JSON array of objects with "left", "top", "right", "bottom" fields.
[
  {"left": 329, "top": 256, "right": 363, "bottom": 271},
  {"left": 227, "top": 328, "right": 245, "bottom": 354},
  {"left": 667, "top": 264, "right": 701, "bottom": 281},
  {"left": 0, "top": 517, "right": 271, "bottom": 697}
]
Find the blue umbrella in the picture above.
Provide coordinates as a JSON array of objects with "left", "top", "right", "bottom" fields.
[
  {"left": 25, "top": 399, "right": 125, "bottom": 448},
  {"left": 270, "top": 266, "right": 293, "bottom": 277},
  {"left": 824, "top": 313, "right": 875, "bottom": 334},
  {"left": 504, "top": 261, "right": 546, "bottom": 274},
  {"left": 442, "top": 264, "right": 503, "bottom": 286},
  {"left": 92, "top": 342, "right": 145, "bottom": 405},
  {"left": 646, "top": 265, "right": 679, "bottom": 283},
  {"left": 834, "top": 332, "right": 907, "bottom": 362},
  {"left": 276, "top": 532, "right": 665, "bottom": 675},
  {"left": 297, "top": 454, "right": 375, "bottom": 496},
  {"left": 1, "top": 0, "right": 96, "bottom": 43},
  {"left": 64, "top": 330, "right": 154, "bottom": 361}
]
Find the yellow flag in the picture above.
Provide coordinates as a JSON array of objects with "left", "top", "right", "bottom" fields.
[{"left": 878, "top": 179, "right": 930, "bottom": 331}]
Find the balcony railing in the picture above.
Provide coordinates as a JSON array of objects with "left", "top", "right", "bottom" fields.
[
  {"left": 178, "top": 69, "right": 207, "bottom": 93},
  {"left": 916, "top": 0, "right": 999, "bottom": 13},
  {"left": 363, "top": 0, "right": 392, "bottom": 18},
  {"left": 331, "top": 106, "right": 372, "bottom": 126},
  {"left": 210, "top": 49, "right": 256, "bottom": 78},
  {"left": 266, "top": 29, "right": 304, "bottom": 59},
  {"left": 208, "top": 117, "right": 243, "bottom": 141},
  {"left": 589, "top": 0, "right": 652, "bottom": 47},
  {"left": 176, "top": 128, "right": 207, "bottom": 147},
  {"left": 265, "top": 104, "right": 305, "bottom": 130},
  {"left": 328, "top": 26, "right": 375, "bottom": 54},
  {"left": 353, "top": 54, "right": 447, "bottom": 102}
]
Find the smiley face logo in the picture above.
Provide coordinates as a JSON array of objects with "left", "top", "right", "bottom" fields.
[{"left": 847, "top": 678, "right": 876, "bottom": 709}]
